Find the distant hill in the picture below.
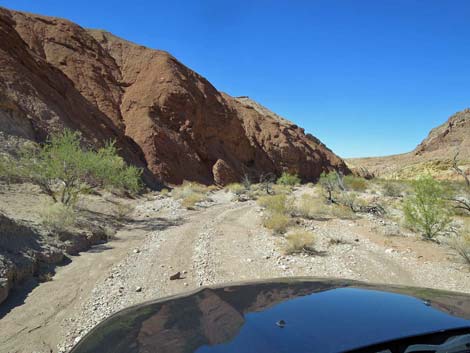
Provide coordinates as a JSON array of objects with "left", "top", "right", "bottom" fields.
[
  {"left": 348, "top": 109, "right": 470, "bottom": 180},
  {"left": 0, "top": 7, "right": 348, "bottom": 186}
]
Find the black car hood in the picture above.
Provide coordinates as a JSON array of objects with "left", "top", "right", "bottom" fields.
[{"left": 70, "top": 278, "right": 470, "bottom": 353}]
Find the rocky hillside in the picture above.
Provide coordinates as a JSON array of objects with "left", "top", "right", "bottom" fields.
[
  {"left": 348, "top": 108, "right": 470, "bottom": 179},
  {"left": 0, "top": 7, "right": 348, "bottom": 186}
]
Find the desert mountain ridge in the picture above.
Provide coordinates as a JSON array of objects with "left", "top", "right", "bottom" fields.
[
  {"left": 0, "top": 7, "right": 349, "bottom": 186},
  {"left": 348, "top": 108, "right": 470, "bottom": 179}
]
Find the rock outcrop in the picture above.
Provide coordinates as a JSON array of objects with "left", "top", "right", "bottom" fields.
[
  {"left": 348, "top": 108, "right": 470, "bottom": 179},
  {"left": 0, "top": 7, "right": 348, "bottom": 186}
]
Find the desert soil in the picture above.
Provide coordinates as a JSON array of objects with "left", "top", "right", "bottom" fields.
[{"left": 0, "top": 188, "right": 469, "bottom": 353}]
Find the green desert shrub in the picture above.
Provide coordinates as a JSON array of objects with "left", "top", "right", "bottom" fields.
[
  {"left": 39, "top": 202, "right": 77, "bottom": 233},
  {"left": 0, "top": 130, "right": 142, "bottom": 205},
  {"left": 263, "top": 212, "right": 291, "bottom": 234},
  {"left": 277, "top": 172, "right": 301, "bottom": 186},
  {"left": 403, "top": 175, "right": 452, "bottom": 240},
  {"left": 319, "top": 171, "right": 341, "bottom": 202},
  {"left": 284, "top": 229, "right": 316, "bottom": 254}
]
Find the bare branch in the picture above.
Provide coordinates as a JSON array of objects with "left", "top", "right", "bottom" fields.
[{"left": 453, "top": 152, "right": 470, "bottom": 188}]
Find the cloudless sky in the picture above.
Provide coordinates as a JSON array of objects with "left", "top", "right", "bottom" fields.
[{"left": 1, "top": 0, "right": 469, "bottom": 157}]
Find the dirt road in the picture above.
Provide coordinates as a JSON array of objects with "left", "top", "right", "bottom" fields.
[{"left": 0, "top": 189, "right": 469, "bottom": 353}]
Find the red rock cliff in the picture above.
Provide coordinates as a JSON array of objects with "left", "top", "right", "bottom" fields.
[{"left": 0, "top": 7, "right": 349, "bottom": 186}]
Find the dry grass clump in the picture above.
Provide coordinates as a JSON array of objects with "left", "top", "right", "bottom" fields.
[
  {"left": 114, "top": 202, "right": 134, "bottom": 222},
  {"left": 263, "top": 212, "right": 291, "bottom": 234},
  {"left": 344, "top": 175, "right": 368, "bottom": 192},
  {"left": 272, "top": 184, "right": 293, "bottom": 195},
  {"left": 257, "top": 194, "right": 293, "bottom": 215},
  {"left": 284, "top": 229, "right": 316, "bottom": 254},
  {"left": 39, "top": 202, "right": 77, "bottom": 233},
  {"left": 381, "top": 180, "right": 408, "bottom": 197},
  {"left": 180, "top": 192, "right": 205, "bottom": 210},
  {"left": 172, "top": 181, "right": 212, "bottom": 209},
  {"left": 258, "top": 194, "right": 294, "bottom": 234},
  {"left": 295, "top": 194, "right": 330, "bottom": 219},
  {"left": 330, "top": 204, "right": 356, "bottom": 219},
  {"left": 159, "top": 188, "right": 170, "bottom": 197},
  {"left": 225, "top": 183, "right": 245, "bottom": 195}
]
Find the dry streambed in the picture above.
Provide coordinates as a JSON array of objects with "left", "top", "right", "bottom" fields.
[{"left": 0, "top": 188, "right": 469, "bottom": 353}]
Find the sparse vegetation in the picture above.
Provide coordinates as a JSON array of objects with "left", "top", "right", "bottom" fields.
[
  {"left": 344, "top": 175, "right": 367, "bottom": 192},
  {"left": 159, "top": 188, "right": 170, "bottom": 197},
  {"left": 181, "top": 193, "right": 205, "bottom": 210},
  {"left": 295, "top": 194, "right": 329, "bottom": 219},
  {"left": 403, "top": 175, "right": 452, "bottom": 240},
  {"left": 257, "top": 194, "right": 293, "bottom": 215},
  {"left": 225, "top": 183, "right": 245, "bottom": 195},
  {"left": 172, "top": 182, "right": 211, "bottom": 209},
  {"left": 382, "top": 181, "right": 405, "bottom": 197},
  {"left": 449, "top": 220, "right": 470, "bottom": 266},
  {"left": 284, "top": 229, "right": 316, "bottom": 254},
  {"left": 277, "top": 172, "right": 301, "bottom": 186},
  {"left": 241, "top": 174, "right": 252, "bottom": 190},
  {"left": 330, "top": 203, "right": 356, "bottom": 219},
  {"left": 258, "top": 194, "right": 294, "bottom": 234},
  {"left": 259, "top": 172, "right": 276, "bottom": 195},
  {"left": 263, "top": 212, "right": 291, "bottom": 234},
  {"left": 114, "top": 202, "right": 134, "bottom": 222},
  {"left": 39, "top": 202, "right": 78, "bottom": 233},
  {"left": 0, "top": 130, "right": 142, "bottom": 206}
]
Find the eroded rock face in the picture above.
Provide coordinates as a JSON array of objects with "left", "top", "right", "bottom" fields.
[
  {"left": 414, "top": 108, "right": 470, "bottom": 158},
  {"left": 0, "top": 7, "right": 349, "bottom": 186}
]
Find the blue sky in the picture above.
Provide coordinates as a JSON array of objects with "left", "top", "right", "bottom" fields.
[{"left": 2, "top": 0, "right": 469, "bottom": 157}]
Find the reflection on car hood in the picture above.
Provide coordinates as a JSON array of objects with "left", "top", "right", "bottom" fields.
[{"left": 70, "top": 278, "right": 470, "bottom": 353}]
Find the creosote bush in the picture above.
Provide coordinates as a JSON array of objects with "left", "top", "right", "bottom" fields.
[
  {"left": 277, "top": 172, "right": 301, "bottom": 186},
  {"left": 284, "top": 229, "right": 316, "bottom": 254},
  {"left": 0, "top": 130, "right": 142, "bottom": 206},
  {"left": 403, "top": 175, "right": 452, "bottom": 240}
]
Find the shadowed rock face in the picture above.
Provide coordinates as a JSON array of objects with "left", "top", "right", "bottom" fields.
[{"left": 0, "top": 7, "right": 348, "bottom": 186}]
